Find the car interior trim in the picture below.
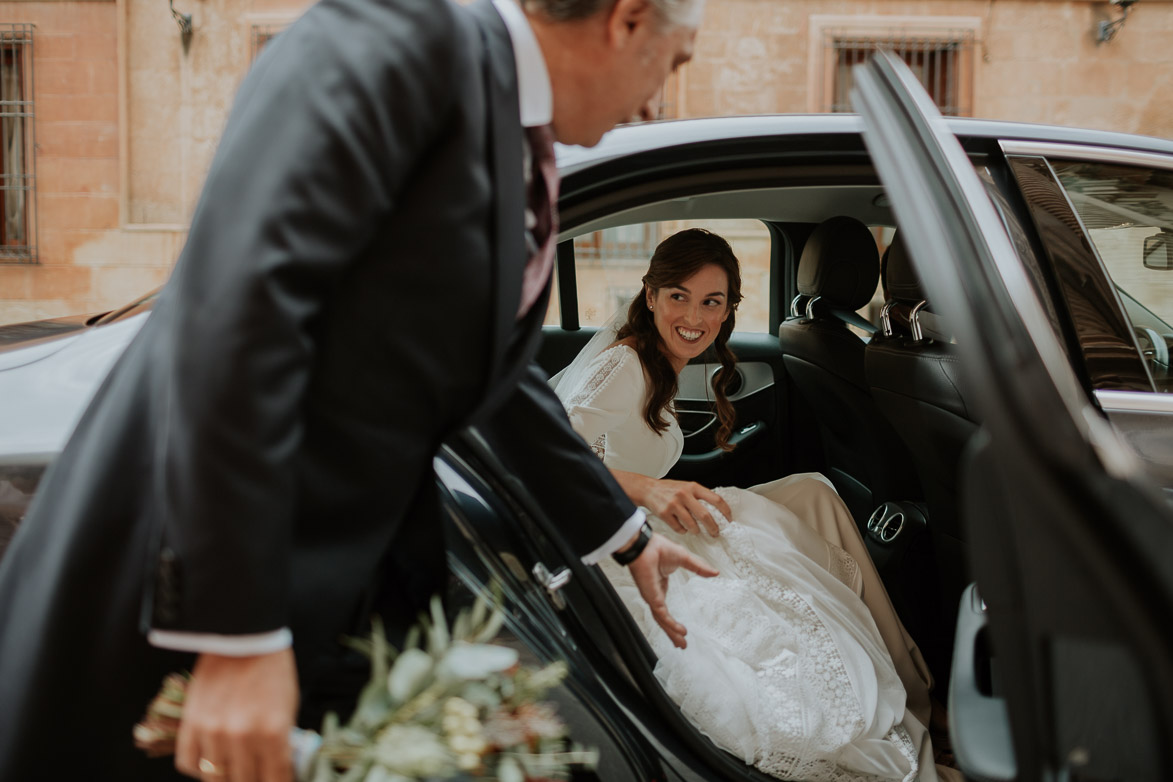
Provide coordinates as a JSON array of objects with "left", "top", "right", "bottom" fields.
[
  {"left": 676, "top": 361, "right": 774, "bottom": 403},
  {"left": 560, "top": 184, "right": 890, "bottom": 239}
]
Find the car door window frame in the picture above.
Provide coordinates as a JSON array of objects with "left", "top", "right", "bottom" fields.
[{"left": 1000, "top": 146, "right": 1155, "bottom": 393}]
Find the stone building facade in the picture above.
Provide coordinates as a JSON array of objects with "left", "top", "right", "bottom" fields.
[{"left": 0, "top": 0, "right": 1171, "bottom": 324}]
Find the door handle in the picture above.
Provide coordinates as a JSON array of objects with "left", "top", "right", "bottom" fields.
[
  {"left": 949, "top": 583, "right": 1017, "bottom": 782},
  {"left": 532, "top": 562, "right": 571, "bottom": 610}
]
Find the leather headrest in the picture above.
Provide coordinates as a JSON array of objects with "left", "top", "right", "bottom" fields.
[
  {"left": 883, "top": 233, "right": 924, "bottom": 303},
  {"left": 797, "top": 216, "right": 879, "bottom": 312}
]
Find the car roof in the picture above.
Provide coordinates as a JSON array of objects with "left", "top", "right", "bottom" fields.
[{"left": 556, "top": 114, "right": 1173, "bottom": 175}]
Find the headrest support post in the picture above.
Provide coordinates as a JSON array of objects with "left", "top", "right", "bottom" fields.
[
  {"left": 909, "top": 300, "right": 928, "bottom": 342},
  {"left": 790, "top": 294, "right": 806, "bottom": 319},
  {"left": 880, "top": 301, "right": 895, "bottom": 337}
]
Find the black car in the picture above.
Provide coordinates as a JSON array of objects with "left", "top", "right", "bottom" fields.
[{"left": 4, "top": 55, "right": 1173, "bottom": 781}]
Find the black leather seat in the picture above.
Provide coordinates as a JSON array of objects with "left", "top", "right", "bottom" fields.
[
  {"left": 778, "top": 216, "right": 919, "bottom": 526},
  {"left": 865, "top": 234, "right": 979, "bottom": 620}
]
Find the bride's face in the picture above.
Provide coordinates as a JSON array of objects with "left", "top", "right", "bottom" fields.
[{"left": 647, "top": 263, "right": 731, "bottom": 372}]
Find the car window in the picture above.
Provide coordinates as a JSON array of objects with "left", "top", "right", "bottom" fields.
[
  {"left": 554, "top": 219, "right": 772, "bottom": 333},
  {"left": 1051, "top": 160, "right": 1173, "bottom": 391}
]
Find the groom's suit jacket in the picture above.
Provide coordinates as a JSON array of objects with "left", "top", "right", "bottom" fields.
[{"left": 0, "top": 0, "right": 636, "bottom": 777}]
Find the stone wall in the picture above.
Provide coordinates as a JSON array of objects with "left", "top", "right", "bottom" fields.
[
  {"left": 681, "top": 0, "right": 1173, "bottom": 136},
  {"left": 0, "top": 0, "right": 1171, "bottom": 324}
]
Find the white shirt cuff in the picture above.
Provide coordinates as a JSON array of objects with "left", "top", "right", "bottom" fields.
[
  {"left": 580, "top": 508, "right": 646, "bottom": 565},
  {"left": 148, "top": 628, "right": 293, "bottom": 656}
]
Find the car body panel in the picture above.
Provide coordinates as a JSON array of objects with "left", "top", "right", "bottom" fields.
[
  {"left": 0, "top": 312, "right": 146, "bottom": 461},
  {"left": 854, "top": 49, "right": 1173, "bottom": 782}
]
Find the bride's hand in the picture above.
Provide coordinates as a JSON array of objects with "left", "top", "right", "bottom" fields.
[
  {"left": 622, "top": 474, "right": 732, "bottom": 537},
  {"left": 626, "top": 533, "right": 719, "bottom": 649}
]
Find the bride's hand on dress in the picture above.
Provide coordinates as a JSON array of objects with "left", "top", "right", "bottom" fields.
[
  {"left": 626, "top": 534, "right": 719, "bottom": 649},
  {"left": 613, "top": 471, "right": 732, "bottom": 536}
]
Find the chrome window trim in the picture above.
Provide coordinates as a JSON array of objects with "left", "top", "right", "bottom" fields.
[
  {"left": 998, "top": 141, "right": 1173, "bottom": 172},
  {"left": 1096, "top": 389, "right": 1173, "bottom": 415}
]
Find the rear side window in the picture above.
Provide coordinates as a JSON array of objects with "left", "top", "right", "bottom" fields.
[
  {"left": 1050, "top": 158, "right": 1173, "bottom": 391},
  {"left": 1052, "top": 161, "right": 1173, "bottom": 330}
]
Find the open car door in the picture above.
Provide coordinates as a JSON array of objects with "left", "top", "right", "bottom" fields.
[{"left": 853, "top": 52, "right": 1173, "bottom": 782}]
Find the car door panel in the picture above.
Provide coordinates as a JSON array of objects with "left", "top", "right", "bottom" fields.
[{"left": 854, "top": 50, "right": 1173, "bottom": 781}]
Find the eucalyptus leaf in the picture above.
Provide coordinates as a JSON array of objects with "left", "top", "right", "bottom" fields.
[
  {"left": 497, "top": 755, "right": 525, "bottom": 782},
  {"left": 469, "top": 594, "right": 488, "bottom": 631},
  {"left": 370, "top": 617, "right": 389, "bottom": 684},
  {"left": 350, "top": 678, "right": 393, "bottom": 733},
  {"left": 437, "top": 644, "right": 519, "bottom": 681},
  {"left": 388, "top": 648, "right": 434, "bottom": 704},
  {"left": 403, "top": 625, "right": 421, "bottom": 653},
  {"left": 451, "top": 609, "right": 471, "bottom": 644},
  {"left": 362, "top": 765, "right": 394, "bottom": 782},
  {"left": 337, "top": 759, "right": 372, "bottom": 782},
  {"left": 428, "top": 596, "right": 449, "bottom": 654},
  {"left": 470, "top": 606, "right": 505, "bottom": 645},
  {"left": 459, "top": 681, "right": 501, "bottom": 709}
]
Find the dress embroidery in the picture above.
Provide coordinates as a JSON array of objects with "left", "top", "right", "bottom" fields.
[
  {"left": 591, "top": 433, "right": 607, "bottom": 460},
  {"left": 597, "top": 491, "right": 920, "bottom": 782},
  {"left": 828, "top": 545, "right": 861, "bottom": 590},
  {"left": 564, "top": 348, "right": 628, "bottom": 411}
]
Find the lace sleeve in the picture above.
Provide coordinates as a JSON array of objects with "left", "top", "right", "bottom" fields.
[{"left": 561, "top": 346, "right": 642, "bottom": 461}]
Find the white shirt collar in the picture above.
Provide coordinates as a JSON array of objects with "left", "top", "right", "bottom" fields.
[{"left": 491, "top": 0, "right": 553, "bottom": 128}]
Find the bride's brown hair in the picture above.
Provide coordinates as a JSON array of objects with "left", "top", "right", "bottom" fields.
[{"left": 615, "top": 228, "right": 743, "bottom": 451}]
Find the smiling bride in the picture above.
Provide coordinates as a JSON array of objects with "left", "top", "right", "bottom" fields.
[{"left": 551, "top": 228, "right": 958, "bottom": 782}]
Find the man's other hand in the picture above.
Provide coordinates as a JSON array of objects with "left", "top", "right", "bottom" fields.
[
  {"left": 626, "top": 534, "right": 718, "bottom": 649},
  {"left": 175, "top": 648, "right": 298, "bottom": 782}
]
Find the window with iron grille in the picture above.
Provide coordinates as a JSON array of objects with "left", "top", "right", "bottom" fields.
[
  {"left": 251, "top": 23, "right": 285, "bottom": 62},
  {"left": 824, "top": 30, "right": 975, "bottom": 117},
  {"left": 0, "top": 24, "right": 35, "bottom": 263},
  {"left": 573, "top": 223, "right": 660, "bottom": 264}
]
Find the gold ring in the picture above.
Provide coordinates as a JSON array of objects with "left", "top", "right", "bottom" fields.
[{"left": 198, "top": 758, "right": 227, "bottom": 777}]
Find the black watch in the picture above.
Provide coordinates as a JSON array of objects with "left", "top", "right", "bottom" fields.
[{"left": 611, "top": 521, "right": 653, "bottom": 566}]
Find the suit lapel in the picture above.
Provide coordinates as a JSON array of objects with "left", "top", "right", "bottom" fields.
[{"left": 467, "top": 0, "right": 526, "bottom": 395}]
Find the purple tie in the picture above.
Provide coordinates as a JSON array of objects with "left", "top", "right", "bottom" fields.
[{"left": 518, "top": 124, "right": 559, "bottom": 318}]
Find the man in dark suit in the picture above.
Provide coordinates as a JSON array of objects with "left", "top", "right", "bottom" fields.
[{"left": 0, "top": 0, "right": 711, "bottom": 779}]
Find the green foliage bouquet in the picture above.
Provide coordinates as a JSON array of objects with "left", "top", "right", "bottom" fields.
[{"left": 135, "top": 590, "right": 598, "bottom": 782}]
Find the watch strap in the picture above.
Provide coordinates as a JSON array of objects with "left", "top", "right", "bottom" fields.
[{"left": 611, "top": 521, "right": 652, "bottom": 566}]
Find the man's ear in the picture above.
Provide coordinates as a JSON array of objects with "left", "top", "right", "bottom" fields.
[{"left": 606, "top": 0, "right": 655, "bottom": 48}]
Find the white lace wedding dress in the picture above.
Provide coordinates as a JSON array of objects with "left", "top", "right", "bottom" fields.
[{"left": 557, "top": 344, "right": 954, "bottom": 782}]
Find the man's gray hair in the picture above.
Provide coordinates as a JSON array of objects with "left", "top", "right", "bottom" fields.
[{"left": 523, "top": 0, "right": 701, "bottom": 27}]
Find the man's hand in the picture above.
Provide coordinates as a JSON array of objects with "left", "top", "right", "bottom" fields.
[
  {"left": 175, "top": 648, "right": 298, "bottom": 782},
  {"left": 612, "top": 470, "right": 732, "bottom": 536},
  {"left": 625, "top": 533, "right": 719, "bottom": 649}
]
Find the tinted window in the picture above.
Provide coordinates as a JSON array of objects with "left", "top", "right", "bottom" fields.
[{"left": 1052, "top": 160, "right": 1173, "bottom": 391}]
